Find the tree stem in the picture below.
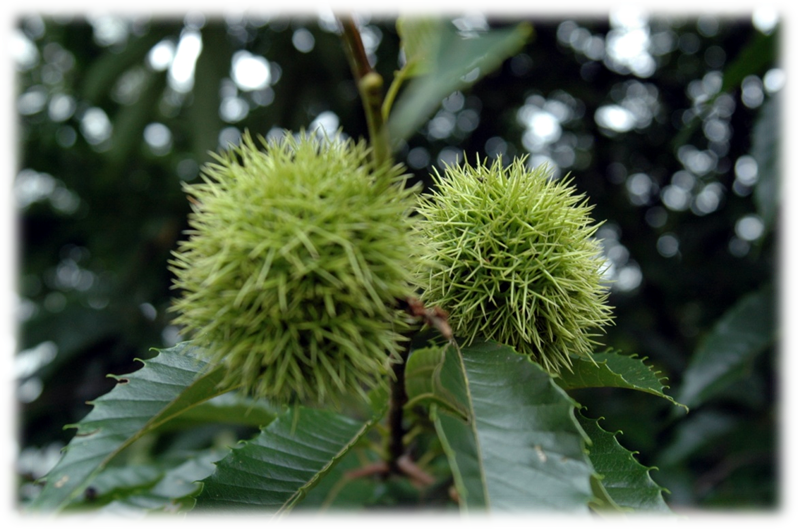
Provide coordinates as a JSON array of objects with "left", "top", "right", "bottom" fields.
[{"left": 339, "top": 16, "right": 390, "bottom": 167}]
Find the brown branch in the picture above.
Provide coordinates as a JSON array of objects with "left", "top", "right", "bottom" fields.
[
  {"left": 344, "top": 455, "right": 435, "bottom": 490},
  {"left": 339, "top": 16, "right": 373, "bottom": 80},
  {"left": 338, "top": 15, "right": 389, "bottom": 167},
  {"left": 383, "top": 297, "right": 452, "bottom": 475}
]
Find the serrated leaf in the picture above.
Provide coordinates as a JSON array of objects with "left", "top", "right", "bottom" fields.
[
  {"left": 404, "top": 345, "right": 468, "bottom": 420},
  {"left": 28, "top": 343, "right": 231, "bottom": 512},
  {"left": 296, "top": 447, "right": 381, "bottom": 510},
  {"left": 194, "top": 400, "right": 387, "bottom": 513},
  {"left": 388, "top": 20, "right": 532, "bottom": 143},
  {"left": 752, "top": 95, "right": 779, "bottom": 230},
  {"left": 588, "top": 470, "right": 624, "bottom": 513},
  {"left": 558, "top": 351, "right": 686, "bottom": 410},
  {"left": 88, "top": 450, "right": 224, "bottom": 527},
  {"left": 677, "top": 284, "right": 775, "bottom": 409},
  {"left": 432, "top": 341, "right": 595, "bottom": 512},
  {"left": 79, "top": 463, "right": 165, "bottom": 506},
  {"left": 578, "top": 413, "right": 671, "bottom": 513}
]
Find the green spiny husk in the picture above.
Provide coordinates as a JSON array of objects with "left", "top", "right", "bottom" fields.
[
  {"left": 415, "top": 157, "right": 613, "bottom": 373},
  {"left": 169, "top": 131, "right": 421, "bottom": 405}
]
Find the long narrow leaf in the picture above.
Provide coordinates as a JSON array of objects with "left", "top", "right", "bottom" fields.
[
  {"left": 388, "top": 20, "right": 531, "bottom": 143},
  {"left": 194, "top": 402, "right": 386, "bottom": 513},
  {"left": 396, "top": 18, "right": 442, "bottom": 78},
  {"left": 677, "top": 284, "right": 775, "bottom": 409},
  {"left": 751, "top": 96, "right": 779, "bottom": 230},
  {"left": 28, "top": 343, "right": 231, "bottom": 512},
  {"left": 432, "top": 341, "right": 595, "bottom": 512}
]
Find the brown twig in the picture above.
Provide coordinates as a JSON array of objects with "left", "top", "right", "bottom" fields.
[
  {"left": 344, "top": 455, "right": 435, "bottom": 490},
  {"left": 338, "top": 15, "right": 389, "bottom": 167},
  {"left": 405, "top": 296, "right": 453, "bottom": 341},
  {"left": 384, "top": 297, "right": 452, "bottom": 475},
  {"left": 338, "top": 16, "right": 373, "bottom": 80}
]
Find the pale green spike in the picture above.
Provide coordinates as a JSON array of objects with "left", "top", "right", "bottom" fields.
[
  {"left": 169, "top": 131, "right": 422, "bottom": 407},
  {"left": 415, "top": 156, "right": 613, "bottom": 374}
]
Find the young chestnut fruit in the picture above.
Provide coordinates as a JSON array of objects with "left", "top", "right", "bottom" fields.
[
  {"left": 169, "top": 132, "right": 420, "bottom": 405},
  {"left": 414, "top": 157, "right": 613, "bottom": 373}
]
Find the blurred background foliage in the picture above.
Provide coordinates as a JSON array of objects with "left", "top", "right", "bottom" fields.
[{"left": 14, "top": 10, "right": 779, "bottom": 509}]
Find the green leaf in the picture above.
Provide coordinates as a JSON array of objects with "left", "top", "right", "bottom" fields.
[
  {"left": 194, "top": 402, "right": 386, "bottom": 513},
  {"left": 677, "top": 284, "right": 775, "bottom": 409},
  {"left": 405, "top": 345, "right": 468, "bottom": 420},
  {"left": 431, "top": 341, "right": 595, "bottom": 512},
  {"left": 163, "top": 392, "right": 280, "bottom": 429},
  {"left": 672, "top": 30, "right": 776, "bottom": 149},
  {"left": 387, "top": 20, "right": 532, "bottom": 143},
  {"left": 578, "top": 413, "right": 671, "bottom": 513},
  {"left": 360, "top": 477, "right": 419, "bottom": 525},
  {"left": 558, "top": 351, "right": 686, "bottom": 410},
  {"left": 396, "top": 17, "right": 442, "bottom": 78},
  {"left": 78, "top": 463, "right": 165, "bottom": 507},
  {"left": 28, "top": 343, "right": 231, "bottom": 512},
  {"left": 295, "top": 447, "right": 381, "bottom": 510},
  {"left": 752, "top": 95, "right": 779, "bottom": 230},
  {"left": 719, "top": 30, "right": 777, "bottom": 96},
  {"left": 656, "top": 410, "right": 738, "bottom": 467},
  {"left": 88, "top": 450, "right": 226, "bottom": 527}
]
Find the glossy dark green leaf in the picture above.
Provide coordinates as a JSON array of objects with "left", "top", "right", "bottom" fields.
[
  {"left": 432, "top": 341, "right": 595, "bottom": 513},
  {"left": 578, "top": 413, "right": 671, "bottom": 513},
  {"left": 677, "top": 284, "right": 775, "bottom": 409},
  {"left": 752, "top": 95, "right": 779, "bottom": 230},
  {"left": 194, "top": 401, "right": 386, "bottom": 513},
  {"left": 558, "top": 351, "right": 686, "bottom": 410},
  {"left": 28, "top": 343, "right": 230, "bottom": 512}
]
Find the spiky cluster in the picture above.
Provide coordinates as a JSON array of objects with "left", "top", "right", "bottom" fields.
[
  {"left": 169, "top": 132, "right": 420, "bottom": 405},
  {"left": 415, "top": 157, "right": 613, "bottom": 373}
]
